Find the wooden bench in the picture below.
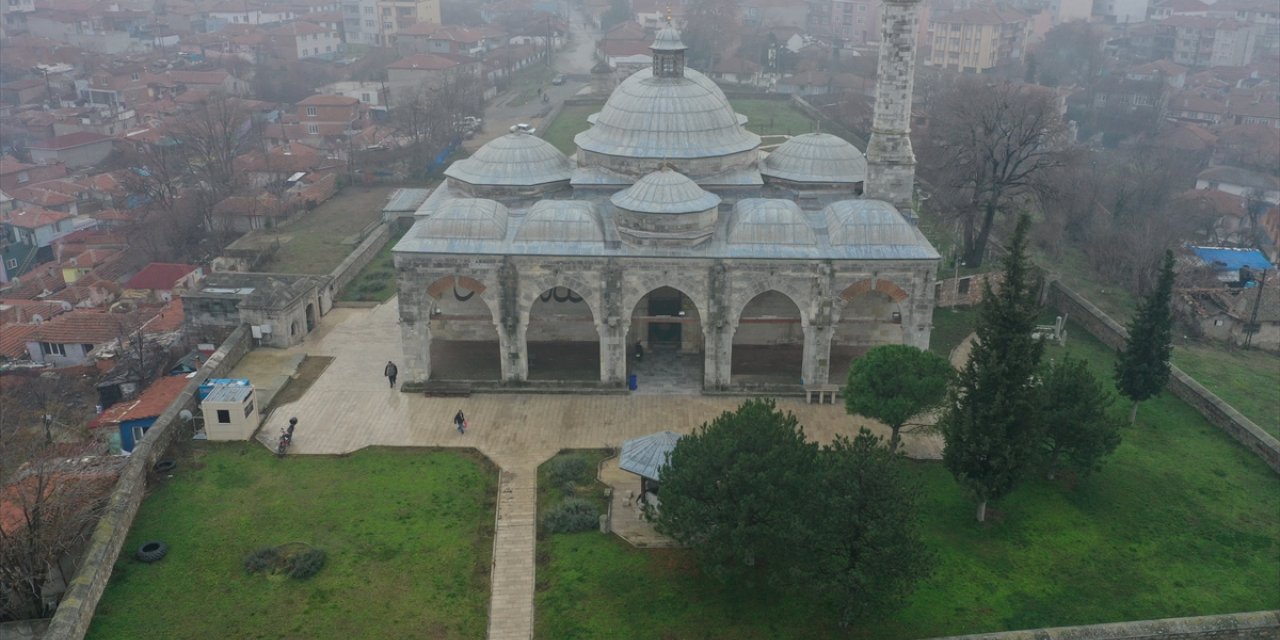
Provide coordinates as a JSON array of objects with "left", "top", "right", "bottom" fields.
[
  {"left": 423, "top": 382, "right": 472, "bottom": 398},
  {"left": 805, "top": 385, "right": 840, "bottom": 405}
]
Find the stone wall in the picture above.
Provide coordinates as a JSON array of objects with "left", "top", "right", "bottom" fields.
[
  {"left": 42, "top": 325, "right": 254, "bottom": 640},
  {"left": 1045, "top": 279, "right": 1280, "bottom": 474},
  {"left": 331, "top": 221, "right": 392, "bottom": 295},
  {"left": 928, "top": 610, "right": 1280, "bottom": 640}
]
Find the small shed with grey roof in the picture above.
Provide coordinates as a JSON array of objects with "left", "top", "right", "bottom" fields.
[
  {"left": 620, "top": 430, "right": 682, "bottom": 497},
  {"left": 182, "top": 272, "right": 333, "bottom": 349}
]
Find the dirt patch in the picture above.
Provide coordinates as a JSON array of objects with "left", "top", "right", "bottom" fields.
[{"left": 267, "top": 356, "right": 335, "bottom": 410}]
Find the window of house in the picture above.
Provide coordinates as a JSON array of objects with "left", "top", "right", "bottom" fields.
[
  {"left": 132, "top": 425, "right": 148, "bottom": 445},
  {"left": 216, "top": 409, "right": 231, "bottom": 423},
  {"left": 82, "top": 343, "right": 93, "bottom": 353},
  {"left": 244, "top": 400, "right": 255, "bottom": 417},
  {"left": 307, "top": 123, "right": 319, "bottom": 134},
  {"left": 383, "top": 21, "right": 392, "bottom": 29},
  {"left": 5, "top": 258, "right": 15, "bottom": 269},
  {"left": 41, "top": 342, "right": 67, "bottom": 356},
  {"left": 364, "top": 6, "right": 372, "bottom": 13},
  {"left": 306, "top": 105, "right": 317, "bottom": 116},
  {"left": 365, "top": 19, "right": 374, "bottom": 26},
  {"left": 361, "top": 92, "right": 371, "bottom": 102},
  {"left": 17, "top": 171, "right": 28, "bottom": 183},
  {"left": 326, "top": 45, "right": 332, "bottom": 52}
]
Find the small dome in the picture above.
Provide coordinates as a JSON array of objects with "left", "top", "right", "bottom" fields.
[
  {"left": 651, "top": 24, "right": 686, "bottom": 52},
  {"left": 824, "top": 200, "right": 921, "bottom": 246},
  {"left": 444, "top": 130, "right": 572, "bottom": 187},
  {"left": 611, "top": 168, "right": 721, "bottom": 214},
  {"left": 729, "top": 199, "right": 816, "bottom": 245},
  {"left": 422, "top": 198, "right": 509, "bottom": 240},
  {"left": 574, "top": 68, "right": 760, "bottom": 159},
  {"left": 762, "top": 133, "right": 866, "bottom": 184},
  {"left": 516, "top": 201, "right": 604, "bottom": 243}
]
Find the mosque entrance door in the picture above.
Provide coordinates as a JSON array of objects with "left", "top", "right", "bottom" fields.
[{"left": 647, "top": 290, "right": 683, "bottom": 346}]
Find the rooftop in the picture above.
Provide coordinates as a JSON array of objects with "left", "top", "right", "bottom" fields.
[{"left": 90, "top": 374, "right": 191, "bottom": 427}]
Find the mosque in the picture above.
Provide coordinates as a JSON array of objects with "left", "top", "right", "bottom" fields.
[{"left": 393, "top": 0, "right": 937, "bottom": 392}]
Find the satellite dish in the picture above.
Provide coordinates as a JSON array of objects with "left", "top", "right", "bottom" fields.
[{"left": 179, "top": 409, "right": 194, "bottom": 422}]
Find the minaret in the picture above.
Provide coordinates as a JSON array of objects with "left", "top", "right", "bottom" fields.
[{"left": 864, "top": 0, "right": 922, "bottom": 217}]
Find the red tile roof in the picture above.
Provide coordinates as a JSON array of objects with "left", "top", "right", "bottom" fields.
[
  {"left": 90, "top": 374, "right": 191, "bottom": 427},
  {"left": 388, "top": 53, "right": 472, "bottom": 71},
  {"left": 125, "top": 263, "right": 199, "bottom": 290},
  {"left": 4, "top": 206, "right": 72, "bottom": 229},
  {"left": 0, "top": 299, "right": 70, "bottom": 324},
  {"left": 298, "top": 93, "right": 359, "bottom": 106},
  {"left": 9, "top": 185, "right": 77, "bottom": 208},
  {"left": 29, "top": 309, "right": 142, "bottom": 345},
  {"left": 0, "top": 323, "right": 40, "bottom": 359},
  {"left": 141, "top": 298, "right": 184, "bottom": 333}
]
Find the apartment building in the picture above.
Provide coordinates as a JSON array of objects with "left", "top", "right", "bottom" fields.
[{"left": 927, "top": 5, "right": 1031, "bottom": 73}]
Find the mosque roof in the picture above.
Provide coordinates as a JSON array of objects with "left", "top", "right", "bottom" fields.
[
  {"left": 574, "top": 68, "right": 760, "bottom": 159},
  {"left": 761, "top": 133, "right": 867, "bottom": 184},
  {"left": 651, "top": 24, "right": 686, "bottom": 52},
  {"left": 728, "top": 199, "right": 816, "bottom": 246},
  {"left": 421, "top": 198, "right": 509, "bottom": 240},
  {"left": 444, "top": 130, "right": 572, "bottom": 186},
  {"left": 824, "top": 200, "right": 929, "bottom": 247},
  {"left": 515, "top": 201, "right": 605, "bottom": 243},
  {"left": 610, "top": 168, "right": 721, "bottom": 214}
]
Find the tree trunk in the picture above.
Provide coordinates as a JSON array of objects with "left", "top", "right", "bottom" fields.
[
  {"left": 1130, "top": 400, "right": 1139, "bottom": 425},
  {"left": 976, "top": 500, "right": 987, "bottom": 523},
  {"left": 966, "top": 199, "right": 1000, "bottom": 268},
  {"left": 889, "top": 426, "right": 901, "bottom": 453}
]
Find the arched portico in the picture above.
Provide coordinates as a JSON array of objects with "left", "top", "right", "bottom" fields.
[
  {"left": 829, "top": 278, "right": 910, "bottom": 383},
  {"left": 625, "top": 286, "right": 705, "bottom": 392},
  {"left": 406, "top": 275, "right": 504, "bottom": 383},
  {"left": 730, "top": 290, "right": 806, "bottom": 387},
  {"left": 520, "top": 285, "right": 602, "bottom": 381}
]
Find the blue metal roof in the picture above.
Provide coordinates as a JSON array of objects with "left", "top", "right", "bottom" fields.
[
  {"left": 1191, "top": 246, "right": 1273, "bottom": 272},
  {"left": 619, "top": 431, "right": 682, "bottom": 480}
]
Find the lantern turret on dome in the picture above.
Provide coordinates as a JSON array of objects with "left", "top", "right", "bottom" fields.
[{"left": 651, "top": 14, "right": 686, "bottom": 78}]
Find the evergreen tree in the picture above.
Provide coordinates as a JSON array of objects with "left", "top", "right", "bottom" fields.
[
  {"left": 844, "top": 344, "right": 953, "bottom": 452},
  {"left": 940, "top": 214, "right": 1045, "bottom": 522},
  {"left": 1115, "top": 250, "right": 1176, "bottom": 424},
  {"left": 1038, "top": 354, "right": 1123, "bottom": 479}
]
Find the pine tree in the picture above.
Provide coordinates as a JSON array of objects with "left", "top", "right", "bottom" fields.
[
  {"left": 1115, "top": 250, "right": 1176, "bottom": 424},
  {"left": 940, "top": 214, "right": 1045, "bottom": 522},
  {"left": 1038, "top": 354, "right": 1123, "bottom": 480}
]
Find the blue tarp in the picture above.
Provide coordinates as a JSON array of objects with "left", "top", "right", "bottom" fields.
[{"left": 1190, "top": 247, "right": 1273, "bottom": 272}]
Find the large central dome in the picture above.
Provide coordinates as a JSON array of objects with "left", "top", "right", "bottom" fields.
[{"left": 574, "top": 68, "right": 761, "bottom": 160}]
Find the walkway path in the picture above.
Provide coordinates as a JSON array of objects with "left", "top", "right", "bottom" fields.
[{"left": 232, "top": 298, "right": 944, "bottom": 640}]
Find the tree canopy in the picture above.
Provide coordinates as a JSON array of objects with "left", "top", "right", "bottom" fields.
[
  {"left": 1115, "top": 250, "right": 1176, "bottom": 423},
  {"left": 844, "top": 344, "right": 953, "bottom": 452},
  {"left": 1038, "top": 354, "right": 1123, "bottom": 479},
  {"left": 940, "top": 215, "right": 1045, "bottom": 522}
]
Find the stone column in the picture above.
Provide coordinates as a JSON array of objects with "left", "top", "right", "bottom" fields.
[
  {"left": 599, "top": 321, "right": 627, "bottom": 385},
  {"left": 864, "top": 0, "right": 922, "bottom": 216},
  {"left": 906, "top": 267, "right": 935, "bottom": 351},
  {"left": 802, "top": 323, "right": 834, "bottom": 387},
  {"left": 397, "top": 288, "right": 432, "bottom": 386},
  {"left": 703, "top": 322, "right": 734, "bottom": 390}
]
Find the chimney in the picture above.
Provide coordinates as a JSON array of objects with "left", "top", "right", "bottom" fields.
[{"left": 864, "top": 0, "right": 922, "bottom": 219}]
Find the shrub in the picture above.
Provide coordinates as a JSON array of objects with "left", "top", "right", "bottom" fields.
[
  {"left": 560, "top": 481, "right": 578, "bottom": 497},
  {"left": 288, "top": 548, "right": 327, "bottom": 580},
  {"left": 243, "top": 547, "right": 281, "bottom": 574},
  {"left": 547, "top": 455, "right": 590, "bottom": 487},
  {"left": 541, "top": 497, "right": 599, "bottom": 534}
]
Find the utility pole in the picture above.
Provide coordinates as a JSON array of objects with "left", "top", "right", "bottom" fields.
[{"left": 1244, "top": 268, "right": 1268, "bottom": 348}]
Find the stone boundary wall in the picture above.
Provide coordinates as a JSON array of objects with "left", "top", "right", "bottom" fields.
[
  {"left": 1045, "top": 280, "right": 1280, "bottom": 474},
  {"left": 0, "top": 619, "right": 50, "bottom": 640},
  {"left": 928, "top": 610, "right": 1280, "bottom": 640},
  {"left": 330, "top": 221, "right": 391, "bottom": 295},
  {"left": 43, "top": 325, "right": 254, "bottom": 640}
]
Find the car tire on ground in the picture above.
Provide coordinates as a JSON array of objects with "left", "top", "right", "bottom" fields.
[
  {"left": 153, "top": 460, "right": 177, "bottom": 474},
  {"left": 136, "top": 540, "right": 169, "bottom": 563}
]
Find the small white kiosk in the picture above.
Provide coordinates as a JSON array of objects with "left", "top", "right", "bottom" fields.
[{"left": 202, "top": 383, "right": 260, "bottom": 441}]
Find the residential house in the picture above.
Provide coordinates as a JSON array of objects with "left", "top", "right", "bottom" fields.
[
  {"left": 9, "top": 184, "right": 80, "bottom": 216},
  {"left": 183, "top": 271, "right": 333, "bottom": 348},
  {"left": 233, "top": 141, "right": 339, "bottom": 187},
  {"left": 0, "top": 77, "right": 47, "bottom": 106},
  {"left": 0, "top": 156, "right": 67, "bottom": 192},
  {"left": 386, "top": 52, "right": 481, "bottom": 105},
  {"left": 740, "top": 0, "right": 807, "bottom": 29},
  {"left": 632, "top": 0, "right": 683, "bottom": 30},
  {"left": 89, "top": 374, "right": 191, "bottom": 452},
  {"left": 927, "top": 5, "right": 1031, "bottom": 74},
  {"left": 59, "top": 247, "right": 121, "bottom": 284},
  {"left": 1196, "top": 166, "right": 1280, "bottom": 205},
  {"left": 1181, "top": 279, "right": 1280, "bottom": 352},
  {"left": 1211, "top": 0, "right": 1279, "bottom": 57},
  {"left": 264, "top": 94, "right": 364, "bottom": 150},
  {"left": 27, "top": 132, "right": 115, "bottom": 169},
  {"left": 1148, "top": 0, "right": 1209, "bottom": 21},
  {"left": 1094, "top": 0, "right": 1149, "bottom": 24},
  {"left": 1154, "top": 16, "right": 1257, "bottom": 68},
  {"left": 208, "top": 2, "right": 295, "bottom": 26},
  {"left": 316, "top": 81, "right": 389, "bottom": 109},
  {"left": 0, "top": 299, "right": 70, "bottom": 324},
  {"left": 343, "top": 0, "right": 439, "bottom": 47},
  {"left": 3, "top": 206, "right": 77, "bottom": 249},
  {"left": 124, "top": 263, "right": 202, "bottom": 302},
  {"left": 24, "top": 309, "right": 145, "bottom": 367},
  {"left": 709, "top": 58, "right": 765, "bottom": 87},
  {"left": 265, "top": 21, "right": 343, "bottom": 60},
  {"left": 396, "top": 23, "right": 502, "bottom": 56}
]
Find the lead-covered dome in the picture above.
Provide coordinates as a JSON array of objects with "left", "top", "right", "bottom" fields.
[
  {"left": 729, "top": 199, "right": 816, "bottom": 245},
  {"left": 515, "top": 201, "right": 604, "bottom": 243},
  {"left": 611, "top": 167, "right": 721, "bottom": 214},
  {"left": 762, "top": 133, "right": 866, "bottom": 185},
  {"left": 422, "top": 198, "right": 509, "bottom": 240},
  {"left": 824, "top": 200, "right": 922, "bottom": 247},
  {"left": 445, "top": 130, "right": 572, "bottom": 188},
  {"left": 574, "top": 69, "right": 760, "bottom": 161}
]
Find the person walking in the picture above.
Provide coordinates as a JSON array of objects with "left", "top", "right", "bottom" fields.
[
  {"left": 384, "top": 361, "right": 398, "bottom": 388},
  {"left": 454, "top": 410, "right": 466, "bottom": 434}
]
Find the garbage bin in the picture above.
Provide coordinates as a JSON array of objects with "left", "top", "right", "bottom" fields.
[{"left": 628, "top": 374, "right": 638, "bottom": 391}]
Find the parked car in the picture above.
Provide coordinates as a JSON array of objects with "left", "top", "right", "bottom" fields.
[{"left": 551, "top": 74, "right": 565, "bottom": 86}]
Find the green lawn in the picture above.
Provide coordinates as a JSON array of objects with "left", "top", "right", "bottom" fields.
[
  {"left": 929, "top": 306, "right": 980, "bottom": 359},
  {"left": 506, "top": 64, "right": 558, "bottom": 108},
  {"left": 257, "top": 186, "right": 394, "bottom": 274},
  {"left": 1172, "top": 343, "right": 1280, "bottom": 438},
  {"left": 541, "top": 99, "right": 821, "bottom": 156},
  {"left": 534, "top": 326, "right": 1280, "bottom": 639},
  {"left": 89, "top": 445, "right": 496, "bottom": 640},
  {"left": 338, "top": 228, "right": 407, "bottom": 302}
]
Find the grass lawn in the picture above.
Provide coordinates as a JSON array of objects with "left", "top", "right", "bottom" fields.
[
  {"left": 89, "top": 445, "right": 496, "bottom": 640},
  {"left": 534, "top": 325, "right": 1280, "bottom": 639},
  {"left": 338, "top": 227, "right": 407, "bottom": 302},
  {"left": 1171, "top": 343, "right": 1280, "bottom": 438},
  {"left": 257, "top": 186, "right": 394, "bottom": 274},
  {"left": 541, "top": 99, "right": 821, "bottom": 156},
  {"left": 929, "top": 306, "right": 980, "bottom": 359},
  {"left": 506, "top": 64, "right": 558, "bottom": 108}
]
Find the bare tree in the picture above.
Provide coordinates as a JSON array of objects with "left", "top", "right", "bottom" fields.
[
  {"left": 925, "top": 79, "right": 1074, "bottom": 267},
  {"left": 681, "top": 0, "right": 741, "bottom": 70},
  {"left": 177, "top": 91, "right": 253, "bottom": 211},
  {"left": 1033, "top": 21, "right": 1107, "bottom": 90}
]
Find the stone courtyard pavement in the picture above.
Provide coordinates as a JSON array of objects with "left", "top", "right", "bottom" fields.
[{"left": 243, "top": 298, "right": 943, "bottom": 640}]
